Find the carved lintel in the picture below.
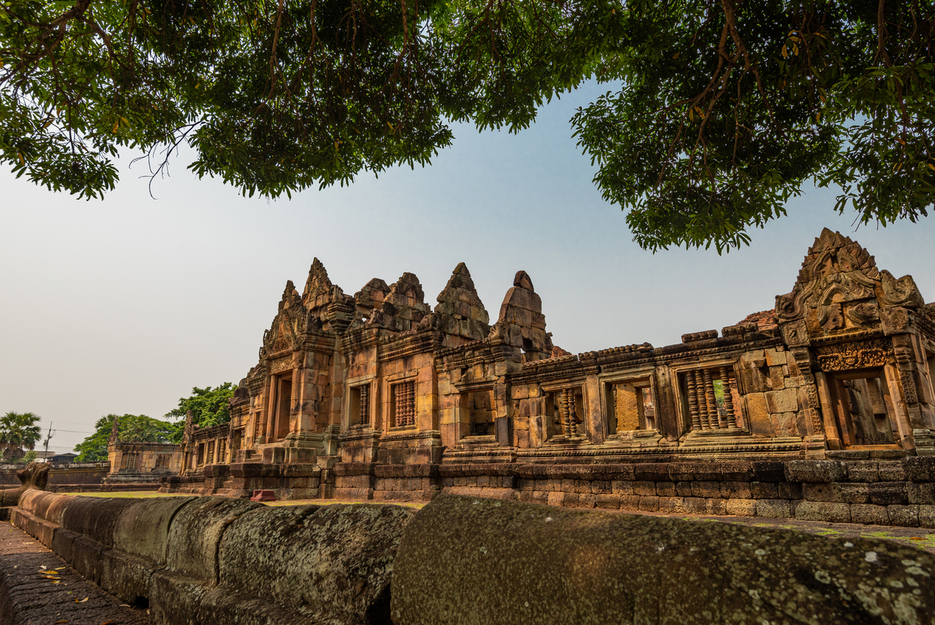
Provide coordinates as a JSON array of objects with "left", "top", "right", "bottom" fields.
[
  {"left": 270, "top": 357, "right": 292, "bottom": 375},
  {"left": 814, "top": 338, "right": 893, "bottom": 372}
]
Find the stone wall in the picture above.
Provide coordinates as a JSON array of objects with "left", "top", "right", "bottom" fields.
[
  {"left": 8, "top": 491, "right": 934, "bottom": 624},
  {"left": 329, "top": 457, "right": 935, "bottom": 528},
  {"left": 0, "top": 463, "right": 109, "bottom": 488},
  {"left": 11, "top": 490, "right": 413, "bottom": 625}
]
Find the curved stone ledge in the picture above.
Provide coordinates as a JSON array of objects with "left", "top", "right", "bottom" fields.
[
  {"left": 391, "top": 494, "right": 935, "bottom": 625},
  {"left": 10, "top": 492, "right": 414, "bottom": 625}
]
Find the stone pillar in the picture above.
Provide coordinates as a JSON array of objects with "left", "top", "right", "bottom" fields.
[
  {"left": 703, "top": 368, "right": 717, "bottom": 429},
  {"left": 720, "top": 366, "right": 736, "bottom": 429},
  {"left": 265, "top": 376, "right": 277, "bottom": 443}
]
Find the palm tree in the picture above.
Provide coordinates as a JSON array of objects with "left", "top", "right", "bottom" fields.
[{"left": 0, "top": 412, "right": 42, "bottom": 462}]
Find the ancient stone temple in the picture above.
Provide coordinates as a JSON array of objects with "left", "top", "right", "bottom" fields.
[
  {"left": 166, "top": 230, "right": 935, "bottom": 525},
  {"left": 105, "top": 415, "right": 181, "bottom": 484}
]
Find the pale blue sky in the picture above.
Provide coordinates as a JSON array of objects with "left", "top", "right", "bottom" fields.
[{"left": 3, "top": 83, "right": 933, "bottom": 453}]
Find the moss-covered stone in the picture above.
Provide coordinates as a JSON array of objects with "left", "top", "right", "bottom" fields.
[{"left": 392, "top": 494, "right": 935, "bottom": 625}]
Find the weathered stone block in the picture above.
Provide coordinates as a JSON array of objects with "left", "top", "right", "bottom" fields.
[
  {"left": 657, "top": 497, "right": 683, "bottom": 513},
  {"left": 878, "top": 461, "right": 908, "bottom": 482},
  {"left": 595, "top": 494, "right": 620, "bottom": 510},
  {"left": 850, "top": 504, "right": 889, "bottom": 526},
  {"left": 755, "top": 499, "right": 795, "bottom": 519},
  {"left": 638, "top": 496, "right": 660, "bottom": 512},
  {"left": 725, "top": 499, "right": 756, "bottom": 517},
  {"left": 845, "top": 461, "right": 880, "bottom": 483},
  {"left": 610, "top": 480, "right": 634, "bottom": 495},
  {"left": 633, "top": 464, "right": 670, "bottom": 482},
  {"left": 803, "top": 483, "right": 853, "bottom": 503},
  {"left": 633, "top": 481, "right": 656, "bottom": 497},
  {"left": 777, "top": 482, "right": 803, "bottom": 500},
  {"left": 655, "top": 482, "right": 677, "bottom": 497},
  {"left": 691, "top": 481, "right": 721, "bottom": 498},
  {"left": 795, "top": 501, "right": 850, "bottom": 523},
  {"left": 705, "top": 498, "right": 727, "bottom": 515},
  {"left": 675, "top": 482, "right": 693, "bottom": 497},
  {"left": 785, "top": 460, "right": 846, "bottom": 483},
  {"left": 868, "top": 482, "right": 909, "bottom": 506},
  {"left": 908, "top": 482, "right": 935, "bottom": 505},
  {"left": 577, "top": 494, "right": 596, "bottom": 509},
  {"left": 920, "top": 505, "right": 935, "bottom": 529},
  {"left": 904, "top": 457, "right": 935, "bottom": 482},
  {"left": 590, "top": 480, "right": 610, "bottom": 495},
  {"left": 619, "top": 495, "right": 640, "bottom": 511},
  {"left": 766, "top": 389, "right": 797, "bottom": 413},
  {"left": 682, "top": 497, "right": 707, "bottom": 514},
  {"left": 720, "top": 481, "right": 751, "bottom": 499},
  {"left": 750, "top": 461, "right": 786, "bottom": 483},
  {"left": 750, "top": 482, "right": 778, "bottom": 499},
  {"left": 887, "top": 505, "right": 919, "bottom": 527},
  {"left": 764, "top": 349, "right": 787, "bottom": 367}
]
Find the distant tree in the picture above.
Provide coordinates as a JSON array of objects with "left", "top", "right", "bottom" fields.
[
  {"left": 16, "top": 450, "right": 38, "bottom": 464},
  {"left": 72, "top": 414, "right": 175, "bottom": 463},
  {"left": 0, "top": 411, "right": 42, "bottom": 462},
  {"left": 164, "top": 384, "right": 236, "bottom": 443}
]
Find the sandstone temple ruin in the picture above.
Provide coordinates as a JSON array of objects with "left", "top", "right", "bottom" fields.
[{"left": 166, "top": 229, "right": 935, "bottom": 509}]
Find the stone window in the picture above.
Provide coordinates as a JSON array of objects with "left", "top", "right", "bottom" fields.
[
  {"left": 681, "top": 366, "right": 740, "bottom": 432},
  {"left": 827, "top": 370, "right": 897, "bottom": 446},
  {"left": 207, "top": 441, "right": 215, "bottom": 464},
  {"left": 391, "top": 381, "right": 416, "bottom": 428},
  {"left": 464, "top": 389, "right": 495, "bottom": 436},
  {"left": 606, "top": 381, "right": 655, "bottom": 434},
  {"left": 546, "top": 388, "right": 583, "bottom": 438},
  {"left": 349, "top": 384, "right": 371, "bottom": 427}
]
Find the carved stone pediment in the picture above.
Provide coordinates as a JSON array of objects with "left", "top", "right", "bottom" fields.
[
  {"left": 263, "top": 280, "right": 307, "bottom": 357},
  {"left": 776, "top": 229, "right": 925, "bottom": 341}
]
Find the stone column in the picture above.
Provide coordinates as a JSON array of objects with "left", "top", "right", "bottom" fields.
[
  {"left": 720, "top": 366, "right": 736, "bottom": 428},
  {"left": 687, "top": 373, "right": 701, "bottom": 431}
]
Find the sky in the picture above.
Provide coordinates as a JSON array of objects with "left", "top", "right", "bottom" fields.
[{"left": 3, "top": 83, "right": 934, "bottom": 455}]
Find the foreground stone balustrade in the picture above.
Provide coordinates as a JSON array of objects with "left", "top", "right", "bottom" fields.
[
  {"left": 8, "top": 489, "right": 935, "bottom": 624},
  {"left": 10, "top": 492, "right": 413, "bottom": 625},
  {"left": 391, "top": 495, "right": 935, "bottom": 625}
]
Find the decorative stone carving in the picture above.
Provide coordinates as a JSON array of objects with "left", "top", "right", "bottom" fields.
[
  {"left": 776, "top": 229, "right": 924, "bottom": 344},
  {"left": 901, "top": 371, "right": 919, "bottom": 405},
  {"left": 814, "top": 339, "right": 893, "bottom": 372}
]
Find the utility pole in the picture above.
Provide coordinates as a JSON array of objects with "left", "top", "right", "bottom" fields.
[{"left": 43, "top": 422, "right": 54, "bottom": 460}]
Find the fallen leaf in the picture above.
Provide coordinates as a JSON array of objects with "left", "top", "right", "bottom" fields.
[
  {"left": 52, "top": 581, "right": 60, "bottom": 584},
  {"left": 76, "top": 597, "right": 89, "bottom": 603},
  {"left": 55, "top": 620, "right": 68, "bottom": 624},
  {"left": 910, "top": 537, "right": 924, "bottom": 540}
]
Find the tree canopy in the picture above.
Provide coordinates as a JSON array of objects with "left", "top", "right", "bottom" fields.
[
  {"left": 0, "top": 411, "right": 42, "bottom": 462},
  {"left": 2, "top": 0, "right": 932, "bottom": 250},
  {"left": 164, "top": 383, "right": 236, "bottom": 442},
  {"left": 72, "top": 413, "right": 176, "bottom": 462}
]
